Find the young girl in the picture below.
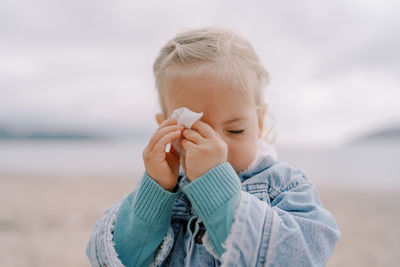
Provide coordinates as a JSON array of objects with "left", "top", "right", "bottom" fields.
[{"left": 86, "top": 27, "right": 340, "bottom": 267}]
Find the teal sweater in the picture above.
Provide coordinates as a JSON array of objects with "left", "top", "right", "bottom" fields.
[{"left": 113, "top": 162, "right": 241, "bottom": 267}]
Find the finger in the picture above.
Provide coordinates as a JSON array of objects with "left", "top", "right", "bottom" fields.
[
  {"left": 152, "top": 129, "right": 182, "bottom": 157},
  {"left": 191, "top": 120, "right": 216, "bottom": 138},
  {"left": 148, "top": 124, "right": 184, "bottom": 151},
  {"left": 165, "top": 152, "right": 180, "bottom": 176},
  {"left": 182, "top": 128, "right": 204, "bottom": 144},
  {"left": 157, "top": 118, "right": 178, "bottom": 130},
  {"left": 180, "top": 138, "right": 195, "bottom": 150}
]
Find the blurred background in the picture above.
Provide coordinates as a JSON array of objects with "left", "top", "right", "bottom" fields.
[{"left": 0, "top": 0, "right": 399, "bottom": 266}]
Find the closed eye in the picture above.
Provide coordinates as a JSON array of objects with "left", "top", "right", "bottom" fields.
[{"left": 228, "top": 130, "right": 245, "bottom": 134}]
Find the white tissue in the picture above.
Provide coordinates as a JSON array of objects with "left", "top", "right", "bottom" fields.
[{"left": 170, "top": 107, "right": 203, "bottom": 156}]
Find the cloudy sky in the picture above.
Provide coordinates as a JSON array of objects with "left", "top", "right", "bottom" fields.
[{"left": 1, "top": 0, "right": 399, "bottom": 147}]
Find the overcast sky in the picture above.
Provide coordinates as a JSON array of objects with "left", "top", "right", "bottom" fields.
[{"left": 1, "top": 0, "right": 399, "bottom": 147}]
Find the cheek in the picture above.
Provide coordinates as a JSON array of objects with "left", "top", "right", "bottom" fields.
[{"left": 226, "top": 135, "right": 259, "bottom": 172}]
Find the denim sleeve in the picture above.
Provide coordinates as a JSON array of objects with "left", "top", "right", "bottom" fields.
[
  {"left": 85, "top": 172, "right": 179, "bottom": 267},
  {"left": 182, "top": 162, "right": 241, "bottom": 257},
  {"left": 86, "top": 196, "right": 126, "bottom": 267},
  {"left": 112, "top": 172, "right": 179, "bottom": 267},
  {"left": 221, "top": 176, "right": 341, "bottom": 267}
]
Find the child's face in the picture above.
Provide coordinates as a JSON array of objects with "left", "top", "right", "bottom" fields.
[{"left": 157, "top": 74, "right": 265, "bottom": 174}]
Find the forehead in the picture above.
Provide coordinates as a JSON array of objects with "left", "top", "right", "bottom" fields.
[{"left": 162, "top": 74, "right": 256, "bottom": 122}]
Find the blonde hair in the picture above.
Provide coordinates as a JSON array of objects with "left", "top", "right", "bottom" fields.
[{"left": 153, "top": 27, "right": 276, "bottom": 144}]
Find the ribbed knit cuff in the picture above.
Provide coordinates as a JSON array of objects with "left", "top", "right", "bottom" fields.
[
  {"left": 131, "top": 172, "right": 179, "bottom": 224},
  {"left": 182, "top": 162, "right": 241, "bottom": 218}
]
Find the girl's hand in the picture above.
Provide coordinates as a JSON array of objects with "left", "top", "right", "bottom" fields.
[
  {"left": 180, "top": 121, "right": 228, "bottom": 181},
  {"left": 143, "top": 118, "right": 184, "bottom": 192}
]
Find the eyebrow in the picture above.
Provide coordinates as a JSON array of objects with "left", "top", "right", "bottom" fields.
[{"left": 223, "top": 116, "right": 248, "bottom": 125}]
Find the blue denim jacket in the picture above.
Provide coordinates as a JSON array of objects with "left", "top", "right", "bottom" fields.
[{"left": 86, "top": 154, "right": 340, "bottom": 266}]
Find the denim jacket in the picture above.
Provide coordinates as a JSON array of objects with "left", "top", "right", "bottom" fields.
[{"left": 86, "top": 148, "right": 340, "bottom": 266}]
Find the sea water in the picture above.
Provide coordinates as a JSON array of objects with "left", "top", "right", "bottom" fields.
[{"left": 0, "top": 139, "right": 399, "bottom": 188}]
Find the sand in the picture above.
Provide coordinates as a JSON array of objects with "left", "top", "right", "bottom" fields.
[{"left": 0, "top": 173, "right": 399, "bottom": 267}]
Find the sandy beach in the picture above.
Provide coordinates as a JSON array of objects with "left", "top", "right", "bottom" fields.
[{"left": 1, "top": 173, "right": 399, "bottom": 267}]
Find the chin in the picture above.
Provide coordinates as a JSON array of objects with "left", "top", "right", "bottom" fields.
[
  {"left": 230, "top": 163, "right": 245, "bottom": 174},
  {"left": 232, "top": 156, "right": 257, "bottom": 174}
]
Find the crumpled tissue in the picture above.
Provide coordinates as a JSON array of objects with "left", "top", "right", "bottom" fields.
[{"left": 170, "top": 107, "right": 203, "bottom": 156}]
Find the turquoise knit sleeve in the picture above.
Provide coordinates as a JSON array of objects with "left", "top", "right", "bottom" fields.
[
  {"left": 182, "top": 162, "right": 241, "bottom": 257},
  {"left": 113, "top": 172, "right": 179, "bottom": 267}
]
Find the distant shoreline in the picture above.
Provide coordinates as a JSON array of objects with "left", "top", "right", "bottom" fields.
[{"left": 0, "top": 127, "right": 102, "bottom": 140}]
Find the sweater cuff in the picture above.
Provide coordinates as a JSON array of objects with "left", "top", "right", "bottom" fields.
[
  {"left": 131, "top": 172, "right": 179, "bottom": 224},
  {"left": 182, "top": 162, "right": 241, "bottom": 218}
]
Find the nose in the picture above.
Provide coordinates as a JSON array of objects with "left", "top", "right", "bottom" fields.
[{"left": 197, "top": 119, "right": 227, "bottom": 143}]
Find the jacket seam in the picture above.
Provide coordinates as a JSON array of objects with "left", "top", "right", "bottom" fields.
[
  {"left": 268, "top": 175, "right": 307, "bottom": 200},
  {"left": 256, "top": 204, "right": 273, "bottom": 266}
]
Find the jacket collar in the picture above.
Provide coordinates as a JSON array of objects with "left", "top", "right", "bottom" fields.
[{"left": 172, "top": 140, "right": 277, "bottom": 219}]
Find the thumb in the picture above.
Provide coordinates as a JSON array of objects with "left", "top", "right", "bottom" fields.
[
  {"left": 180, "top": 154, "right": 187, "bottom": 174},
  {"left": 169, "top": 143, "right": 180, "bottom": 160}
]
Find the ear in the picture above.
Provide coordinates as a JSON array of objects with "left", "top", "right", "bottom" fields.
[
  {"left": 256, "top": 106, "right": 267, "bottom": 139},
  {"left": 155, "top": 113, "right": 165, "bottom": 126}
]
